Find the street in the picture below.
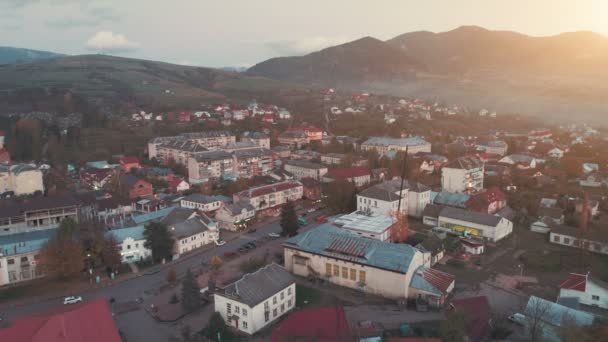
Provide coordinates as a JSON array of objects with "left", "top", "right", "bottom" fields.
[{"left": 0, "top": 209, "right": 326, "bottom": 342}]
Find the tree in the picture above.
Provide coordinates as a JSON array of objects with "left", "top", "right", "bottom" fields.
[
  {"left": 181, "top": 269, "right": 201, "bottom": 313},
  {"left": 204, "top": 312, "right": 228, "bottom": 341},
  {"left": 525, "top": 296, "right": 554, "bottom": 342},
  {"left": 440, "top": 311, "right": 466, "bottom": 342},
  {"left": 560, "top": 317, "right": 592, "bottom": 342},
  {"left": 390, "top": 210, "right": 410, "bottom": 243},
  {"left": 324, "top": 179, "right": 357, "bottom": 214},
  {"left": 280, "top": 201, "right": 299, "bottom": 237},
  {"left": 210, "top": 255, "right": 223, "bottom": 277},
  {"left": 57, "top": 217, "right": 79, "bottom": 238},
  {"left": 38, "top": 234, "right": 85, "bottom": 280},
  {"left": 143, "top": 222, "right": 174, "bottom": 263}
]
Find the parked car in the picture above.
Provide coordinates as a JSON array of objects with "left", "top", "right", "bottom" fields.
[
  {"left": 63, "top": 296, "right": 83, "bottom": 305},
  {"left": 223, "top": 251, "right": 238, "bottom": 258},
  {"left": 307, "top": 208, "right": 316, "bottom": 213},
  {"left": 214, "top": 240, "right": 226, "bottom": 246},
  {"left": 297, "top": 218, "right": 308, "bottom": 226},
  {"left": 268, "top": 232, "right": 280, "bottom": 238}
]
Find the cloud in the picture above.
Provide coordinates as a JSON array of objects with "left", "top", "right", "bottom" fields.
[
  {"left": 85, "top": 31, "right": 138, "bottom": 53},
  {"left": 46, "top": 6, "right": 120, "bottom": 28},
  {"left": 266, "top": 36, "right": 352, "bottom": 56}
]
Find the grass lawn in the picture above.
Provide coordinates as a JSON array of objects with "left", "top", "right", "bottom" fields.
[{"left": 295, "top": 284, "right": 323, "bottom": 308}]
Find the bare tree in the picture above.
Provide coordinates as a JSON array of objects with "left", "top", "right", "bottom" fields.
[{"left": 525, "top": 297, "right": 555, "bottom": 342}]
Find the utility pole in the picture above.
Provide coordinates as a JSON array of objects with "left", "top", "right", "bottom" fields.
[{"left": 396, "top": 147, "right": 409, "bottom": 214}]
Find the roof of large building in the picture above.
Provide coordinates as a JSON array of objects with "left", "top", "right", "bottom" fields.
[
  {"left": 270, "top": 307, "right": 355, "bottom": 342},
  {"left": 0, "top": 195, "right": 81, "bottom": 219},
  {"left": 439, "top": 206, "right": 503, "bottom": 227},
  {"left": 0, "top": 299, "right": 121, "bottom": 342},
  {"left": 285, "top": 224, "right": 420, "bottom": 274},
  {"left": 236, "top": 181, "right": 302, "bottom": 199},
  {"left": 333, "top": 211, "right": 396, "bottom": 234},
  {"left": 285, "top": 160, "right": 327, "bottom": 170},
  {"left": 325, "top": 167, "right": 370, "bottom": 180},
  {"left": 422, "top": 204, "right": 445, "bottom": 219},
  {"left": 362, "top": 136, "right": 429, "bottom": 147},
  {"left": 132, "top": 207, "right": 175, "bottom": 225},
  {"left": 221, "top": 202, "right": 255, "bottom": 216},
  {"left": 524, "top": 296, "right": 595, "bottom": 327},
  {"left": 432, "top": 191, "right": 470, "bottom": 208},
  {"left": 410, "top": 267, "right": 455, "bottom": 296},
  {"left": 443, "top": 156, "right": 483, "bottom": 170},
  {"left": 180, "top": 131, "right": 234, "bottom": 139},
  {"left": 181, "top": 194, "right": 225, "bottom": 205},
  {"left": 0, "top": 228, "right": 57, "bottom": 257},
  {"left": 158, "top": 140, "right": 208, "bottom": 153},
  {"left": 233, "top": 147, "right": 273, "bottom": 159},
  {"left": 161, "top": 207, "right": 197, "bottom": 226},
  {"left": 170, "top": 215, "right": 216, "bottom": 239},
  {"left": 242, "top": 131, "right": 269, "bottom": 139},
  {"left": 220, "top": 263, "right": 294, "bottom": 307},
  {"left": 358, "top": 178, "right": 405, "bottom": 202},
  {"left": 192, "top": 150, "right": 233, "bottom": 162}
]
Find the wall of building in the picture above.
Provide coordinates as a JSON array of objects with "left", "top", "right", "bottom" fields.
[
  {"left": 560, "top": 281, "right": 608, "bottom": 309},
  {"left": 118, "top": 237, "right": 150, "bottom": 263},
  {"left": 174, "top": 230, "right": 218, "bottom": 255},
  {"left": 441, "top": 167, "right": 484, "bottom": 193},
  {"left": 438, "top": 217, "right": 512, "bottom": 242},
  {"left": 0, "top": 251, "right": 43, "bottom": 286},
  {"left": 549, "top": 232, "right": 608, "bottom": 255},
  {"left": 409, "top": 191, "right": 431, "bottom": 218}
]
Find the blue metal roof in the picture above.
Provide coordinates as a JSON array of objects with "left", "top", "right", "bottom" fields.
[
  {"left": 525, "top": 296, "right": 595, "bottom": 327},
  {"left": 0, "top": 229, "right": 58, "bottom": 257},
  {"left": 108, "top": 225, "right": 145, "bottom": 243},
  {"left": 132, "top": 207, "right": 175, "bottom": 225},
  {"left": 432, "top": 191, "right": 470, "bottom": 208},
  {"left": 284, "top": 224, "right": 419, "bottom": 274}
]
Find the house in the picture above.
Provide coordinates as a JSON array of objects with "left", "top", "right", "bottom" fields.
[
  {"left": 278, "top": 131, "right": 308, "bottom": 147},
  {"left": 530, "top": 219, "right": 552, "bottom": 234},
  {"left": 270, "top": 307, "right": 355, "bottom": 342},
  {"left": 559, "top": 273, "right": 608, "bottom": 310},
  {"left": 233, "top": 181, "right": 303, "bottom": 211},
  {"left": 361, "top": 137, "right": 431, "bottom": 155},
  {"left": 180, "top": 194, "right": 226, "bottom": 212},
  {"left": 441, "top": 157, "right": 484, "bottom": 194},
  {"left": 320, "top": 153, "right": 366, "bottom": 167},
  {"left": 461, "top": 238, "right": 485, "bottom": 255},
  {"left": 323, "top": 167, "right": 370, "bottom": 187},
  {"left": 0, "top": 164, "right": 45, "bottom": 196},
  {"left": 422, "top": 204, "right": 445, "bottom": 227},
  {"left": 283, "top": 225, "right": 454, "bottom": 306},
  {"left": 119, "top": 174, "right": 153, "bottom": 199},
  {"left": 0, "top": 229, "right": 55, "bottom": 286},
  {"left": 437, "top": 206, "right": 513, "bottom": 242},
  {"left": 214, "top": 263, "right": 295, "bottom": 335},
  {"left": 499, "top": 154, "right": 538, "bottom": 169},
  {"left": 582, "top": 163, "right": 599, "bottom": 174},
  {"left": 538, "top": 206, "right": 565, "bottom": 225},
  {"left": 465, "top": 187, "right": 506, "bottom": 214},
  {"left": 476, "top": 140, "right": 509, "bottom": 156},
  {"left": 108, "top": 225, "right": 151, "bottom": 263},
  {"left": 549, "top": 225, "right": 608, "bottom": 255},
  {"left": 0, "top": 195, "right": 81, "bottom": 236},
  {"left": 166, "top": 213, "right": 219, "bottom": 256},
  {"left": 119, "top": 156, "right": 141, "bottom": 172},
  {"left": 187, "top": 150, "right": 235, "bottom": 184},
  {"left": 243, "top": 132, "right": 271, "bottom": 149},
  {"left": 450, "top": 296, "right": 492, "bottom": 342},
  {"left": 416, "top": 235, "right": 445, "bottom": 266},
  {"left": 215, "top": 202, "right": 256, "bottom": 231},
  {"left": 167, "top": 176, "right": 190, "bottom": 192},
  {"left": 579, "top": 172, "right": 604, "bottom": 188},
  {"left": 284, "top": 160, "right": 328, "bottom": 181},
  {"left": 285, "top": 127, "right": 323, "bottom": 141},
  {"left": 0, "top": 299, "right": 121, "bottom": 342},
  {"left": 356, "top": 178, "right": 430, "bottom": 217},
  {"left": 548, "top": 148, "right": 564, "bottom": 159},
  {"left": 300, "top": 177, "right": 322, "bottom": 201},
  {"left": 332, "top": 211, "right": 397, "bottom": 242}
]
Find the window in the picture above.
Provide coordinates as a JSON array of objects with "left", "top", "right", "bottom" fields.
[
  {"left": 287, "top": 287, "right": 292, "bottom": 295},
  {"left": 273, "top": 308, "right": 277, "bottom": 317},
  {"left": 553, "top": 235, "right": 560, "bottom": 242},
  {"left": 127, "top": 245, "right": 131, "bottom": 250},
  {"left": 235, "top": 306, "right": 240, "bottom": 314},
  {"left": 573, "top": 240, "right": 580, "bottom": 247},
  {"left": 135, "top": 243, "right": 139, "bottom": 248},
  {"left": 359, "top": 270, "right": 366, "bottom": 283},
  {"left": 273, "top": 296, "right": 277, "bottom": 304},
  {"left": 350, "top": 268, "right": 357, "bottom": 281},
  {"left": 288, "top": 299, "right": 292, "bottom": 307},
  {"left": 281, "top": 303, "right": 285, "bottom": 312},
  {"left": 265, "top": 311, "right": 270, "bottom": 322},
  {"left": 333, "top": 265, "right": 339, "bottom": 276},
  {"left": 21, "top": 256, "right": 28, "bottom": 263},
  {"left": 242, "top": 321, "right": 248, "bottom": 329},
  {"left": 280, "top": 292, "right": 284, "bottom": 300},
  {"left": 242, "top": 308, "right": 247, "bottom": 316},
  {"left": 564, "top": 238, "right": 570, "bottom": 244},
  {"left": 342, "top": 267, "right": 348, "bottom": 279},
  {"left": 226, "top": 303, "right": 231, "bottom": 314},
  {"left": 7, "top": 259, "right": 14, "bottom": 265}
]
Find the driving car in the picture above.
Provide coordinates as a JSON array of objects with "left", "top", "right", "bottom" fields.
[
  {"left": 63, "top": 296, "right": 83, "bottom": 305},
  {"left": 214, "top": 239, "right": 226, "bottom": 246},
  {"left": 268, "top": 232, "right": 280, "bottom": 238}
]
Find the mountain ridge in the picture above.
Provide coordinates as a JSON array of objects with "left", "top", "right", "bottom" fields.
[{"left": 0, "top": 46, "right": 65, "bottom": 65}]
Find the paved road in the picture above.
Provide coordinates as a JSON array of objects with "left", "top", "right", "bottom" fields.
[{"left": 0, "top": 209, "right": 326, "bottom": 341}]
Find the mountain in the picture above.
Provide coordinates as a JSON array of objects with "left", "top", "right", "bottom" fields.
[
  {"left": 0, "top": 54, "right": 300, "bottom": 114},
  {"left": 248, "top": 37, "right": 425, "bottom": 84},
  {"left": 0, "top": 47, "right": 65, "bottom": 65}
]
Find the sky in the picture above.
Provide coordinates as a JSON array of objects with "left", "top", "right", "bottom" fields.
[{"left": 1, "top": 0, "right": 607, "bottom": 68}]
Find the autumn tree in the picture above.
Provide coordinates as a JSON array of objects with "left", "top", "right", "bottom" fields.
[
  {"left": 440, "top": 311, "right": 466, "bottom": 342},
  {"left": 38, "top": 233, "right": 84, "bottom": 280},
  {"left": 210, "top": 255, "right": 223, "bottom": 278},
  {"left": 280, "top": 201, "right": 299, "bottom": 237},
  {"left": 181, "top": 269, "right": 201, "bottom": 312},
  {"left": 143, "top": 222, "right": 174, "bottom": 263},
  {"left": 390, "top": 210, "right": 410, "bottom": 243},
  {"left": 324, "top": 179, "right": 357, "bottom": 214},
  {"left": 166, "top": 268, "right": 177, "bottom": 285}
]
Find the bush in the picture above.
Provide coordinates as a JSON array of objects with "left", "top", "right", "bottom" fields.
[
  {"left": 239, "top": 257, "right": 266, "bottom": 273},
  {"left": 169, "top": 293, "right": 179, "bottom": 304},
  {"left": 446, "top": 259, "right": 465, "bottom": 269}
]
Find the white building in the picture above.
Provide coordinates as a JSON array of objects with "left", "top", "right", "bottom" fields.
[
  {"left": 284, "top": 225, "right": 455, "bottom": 307},
  {"left": 215, "top": 203, "right": 256, "bottom": 231},
  {"left": 284, "top": 160, "right": 328, "bottom": 181},
  {"left": 162, "top": 210, "right": 219, "bottom": 256},
  {"left": 242, "top": 132, "right": 271, "bottom": 149},
  {"left": 549, "top": 225, "right": 608, "bottom": 255},
  {"left": 187, "top": 150, "right": 235, "bottom": 184},
  {"left": 109, "top": 225, "right": 151, "bottom": 263},
  {"left": 0, "top": 229, "right": 52, "bottom": 286},
  {"left": 180, "top": 194, "right": 226, "bottom": 212},
  {"left": 559, "top": 273, "right": 608, "bottom": 310},
  {"left": 357, "top": 178, "right": 408, "bottom": 216},
  {"left": 441, "top": 157, "right": 484, "bottom": 194},
  {"left": 233, "top": 181, "right": 303, "bottom": 211},
  {"left": 0, "top": 164, "right": 44, "bottom": 196},
  {"left": 332, "top": 211, "right": 396, "bottom": 241},
  {"left": 476, "top": 140, "right": 509, "bottom": 156},
  {"left": 148, "top": 131, "right": 236, "bottom": 161},
  {"left": 548, "top": 148, "right": 564, "bottom": 159},
  {"left": 437, "top": 207, "right": 513, "bottom": 242},
  {"left": 361, "top": 137, "right": 431, "bottom": 155},
  {"left": 214, "top": 263, "right": 295, "bottom": 335}
]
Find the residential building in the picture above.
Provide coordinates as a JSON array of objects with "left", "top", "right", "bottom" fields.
[
  {"left": 167, "top": 177, "right": 190, "bottom": 192},
  {"left": 549, "top": 225, "right": 608, "bottom": 255},
  {"left": 331, "top": 211, "right": 396, "bottom": 241},
  {"left": 476, "top": 140, "right": 508, "bottom": 156},
  {"left": 361, "top": 137, "right": 431, "bottom": 155},
  {"left": 233, "top": 181, "right": 303, "bottom": 211},
  {"left": 465, "top": 187, "right": 507, "bottom": 214},
  {"left": 548, "top": 148, "right": 565, "bottom": 159},
  {"left": 283, "top": 225, "right": 454, "bottom": 306},
  {"left": 407, "top": 181, "right": 432, "bottom": 218},
  {"left": 284, "top": 160, "right": 328, "bottom": 181},
  {"left": 187, "top": 150, "right": 235, "bottom": 184},
  {"left": 108, "top": 225, "right": 151, "bottom": 263},
  {"left": 416, "top": 235, "right": 445, "bottom": 266},
  {"left": 119, "top": 156, "right": 141, "bottom": 172},
  {"left": 437, "top": 207, "right": 513, "bottom": 242},
  {"left": 285, "top": 127, "right": 323, "bottom": 141},
  {"left": 499, "top": 154, "right": 538, "bottom": 169},
  {"left": 323, "top": 167, "right": 371, "bottom": 187},
  {"left": 0, "top": 195, "right": 80, "bottom": 236},
  {"left": 233, "top": 148, "right": 274, "bottom": 178},
  {"left": 0, "top": 229, "right": 54, "bottom": 286},
  {"left": 214, "top": 263, "right": 295, "bottom": 335},
  {"left": 537, "top": 206, "right": 565, "bottom": 225},
  {"left": 215, "top": 202, "right": 256, "bottom": 231},
  {"left": 278, "top": 131, "right": 308, "bottom": 147},
  {"left": 167, "top": 214, "right": 219, "bottom": 256},
  {"left": 0, "top": 164, "right": 44, "bottom": 196},
  {"left": 320, "top": 153, "right": 367, "bottom": 167},
  {"left": 243, "top": 132, "right": 271, "bottom": 149},
  {"left": 0, "top": 299, "right": 121, "bottom": 342},
  {"left": 180, "top": 194, "right": 226, "bottom": 212},
  {"left": 119, "top": 174, "right": 153, "bottom": 199},
  {"left": 148, "top": 131, "right": 236, "bottom": 161},
  {"left": 559, "top": 273, "right": 608, "bottom": 310},
  {"left": 441, "top": 157, "right": 484, "bottom": 194},
  {"left": 357, "top": 178, "right": 409, "bottom": 216},
  {"left": 79, "top": 167, "right": 114, "bottom": 190},
  {"left": 155, "top": 140, "right": 208, "bottom": 166}
]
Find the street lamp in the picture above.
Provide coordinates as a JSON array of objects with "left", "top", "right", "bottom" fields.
[
  {"left": 87, "top": 253, "right": 92, "bottom": 283},
  {"left": 517, "top": 264, "right": 523, "bottom": 277}
]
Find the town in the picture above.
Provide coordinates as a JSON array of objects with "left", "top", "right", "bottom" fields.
[{"left": 0, "top": 85, "right": 607, "bottom": 342}]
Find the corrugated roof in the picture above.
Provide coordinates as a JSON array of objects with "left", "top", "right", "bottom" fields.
[
  {"left": 0, "top": 229, "right": 57, "bottom": 257},
  {"left": 132, "top": 207, "right": 175, "bottom": 224},
  {"left": 221, "top": 263, "right": 294, "bottom": 307},
  {"left": 559, "top": 273, "right": 587, "bottom": 292},
  {"left": 284, "top": 225, "right": 420, "bottom": 274},
  {"left": 170, "top": 216, "right": 215, "bottom": 239},
  {"left": 444, "top": 156, "right": 483, "bottom": 170},
  {"left": 286, "top": 160, "right": 327, "bottom": 170},
  {"left": 432, "top": 191, "right": 470, "bottom": 208},
  {"left": 409, "top": 267, "right": 455, "bottom": 296},
  {"left": 439, "top": 207, "right": 503, "bottom": 227},
  {"left": 524, "top": 296, "right": 595, "bottom": 327},
  {"left": 363, "top": 136, "right": 429, "bottom": 147}
]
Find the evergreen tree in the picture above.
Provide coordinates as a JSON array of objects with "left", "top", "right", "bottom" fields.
[
  {"left": 143, "top": 222, "right": 174, "bottom": 263},
  {"left": 181, "top": 269, "right": 201, "bottom": 312},
  {"left": 280, "top": 201, "right": 299, "bottom": 237},
  {"left": 204, "top": 312, "right": 228, "bottom": 341}
]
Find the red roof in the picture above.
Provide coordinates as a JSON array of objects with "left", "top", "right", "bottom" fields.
[
  {"left": 419, "top": 268, "right": 455, "bottom": 294},
  {"left": 270, "top": 307, "right": 355, "bottom": 342},
  {"left": 559, "top": 273, "right": 587, "bottom": 292},
  {"left": 451, "top": 296, "right": 492, "bottom": 342},
  {"left": 120, "top": 156, "right": 139, "bottom": 164},
  {"left": 326, "top": 167, "right": 370, "bottom": 180},
  {"left": 168, "top": 177, "right": 186, "bottom": 189},
  {"left": 286, "top": 126, "right": 322, "bottom": 133},
  {"left": 0, "top": 299, "right": 121, "bottom": 342}
]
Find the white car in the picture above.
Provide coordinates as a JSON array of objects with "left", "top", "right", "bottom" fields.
[
  {"left": 63, "top": 296, "right": 83, "bottom": 305},
  {"left": 268, "top": 232, "right": 280, "bottom": 238},
  {"left": 307, "top": 208, "right": 316, "bottom": 213},
  {"left": 214, "top": 240, "right": 226, "bottom": 246}
]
